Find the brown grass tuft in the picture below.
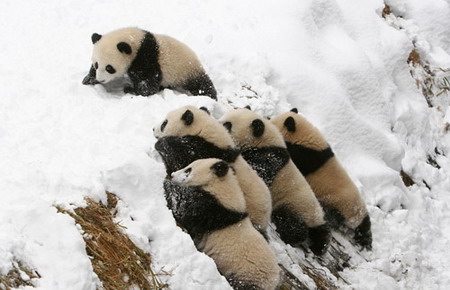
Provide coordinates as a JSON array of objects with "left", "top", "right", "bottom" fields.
[
  {"left": 0, "top": 260, "right": 40, "bottom": 290},
  {"left": 57, "top": 192, "right": 167, "bottom": 290},
  {"left": 382, "top": 4, "right": 392, "bottom": 18}
]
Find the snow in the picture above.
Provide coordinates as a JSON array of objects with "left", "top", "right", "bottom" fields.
[{"left": 1, "top": 0, "right": 450, "bottom": 289}]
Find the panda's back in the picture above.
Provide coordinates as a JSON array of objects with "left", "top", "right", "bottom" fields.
[{"left": 154, "top": 34, "right": 205, "bottom": 87}]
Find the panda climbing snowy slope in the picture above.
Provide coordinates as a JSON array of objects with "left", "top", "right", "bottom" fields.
[
  {"left": 271, "top": 108, "right": 372, "bottom": 249},
  {"left": 219, "top": 108, "right": 331, "bottom": 255},
  {"left": 82, "top": 27, "right": 217, "bottom": 99},
  {"left": 153, "top": 106, "right": 272, "bottom": 236},
  {"left": 165, "top": 158, "right": 280, "bottom": 290}
]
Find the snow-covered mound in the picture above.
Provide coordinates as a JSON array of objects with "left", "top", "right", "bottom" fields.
[{"left": 1, "top": 0, "right": 450, "bottom": 289}]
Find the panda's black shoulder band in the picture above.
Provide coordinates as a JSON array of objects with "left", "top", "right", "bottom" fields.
[
  {"left": 127, "top": 32, "right": 162, "bottom": 95},
  {"left": 241, "top": 146, "right": 290, "bottom": 187},
  {"left": 155, "top": 135, "right": 240, "bottom": 174},
  {"left": 163, "top": 181, "right": 248, "bottom": 242},
  {"left": 286, "top": 142, "right": 334, "bottom": 176}
]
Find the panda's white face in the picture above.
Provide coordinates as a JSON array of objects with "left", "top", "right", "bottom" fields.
[
  {"left": 171, "top": 158, "right": 230, "bottom": 187},
  {"left": 92, "top": 43, "right": 129, "bottom": 84}
]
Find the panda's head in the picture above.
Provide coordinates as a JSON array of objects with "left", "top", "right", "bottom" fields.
[
  {"left": 219, "top": 108, "right": 285, "bottom": 149},
  {"left": 154, "top": 106, "right": 234, "bottom": 148},
  {"left": 171, "top": 158, "right": 245, "bottom": 211},
  {"left": 89, "top": 28, "right": 143, "bottom": 84},
  {"left": 271, "top": 108, "right": 328, "bottom": 150}
]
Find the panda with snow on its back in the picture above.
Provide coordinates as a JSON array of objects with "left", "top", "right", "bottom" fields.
[
  {"left": 82, "top": 27, "right": 217, "bottom": 99},
  {"left": 166, "top": 158, "right": 281, "bottom": 290},
  {"left": 153, "top": 106, "right": 272, "bottom": 237}
]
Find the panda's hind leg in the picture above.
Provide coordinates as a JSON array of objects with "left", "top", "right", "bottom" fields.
[
  {"left": 271, "top": 205, "right": 308, "bottom": 246},
  {"left": 183, "top": 73, "right": 217, "bottom": 100},
  {"left": 308, "top": 224, "right": 331, "bottom": 255},
  {"left": 354, "top": 215, "right": 372, "bottom": 250}
]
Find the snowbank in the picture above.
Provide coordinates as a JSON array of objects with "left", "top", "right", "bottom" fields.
[{"left": 1, "top": 0, "right": 450, "bottom": 289}]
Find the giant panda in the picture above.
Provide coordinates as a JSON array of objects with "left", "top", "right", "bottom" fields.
[
  {"left": 165, "top": 158, "right": 280, "bottom": 290},
  {"left": 271, "top": 108, "right": 372, "bottom": 249},
  {"left": 82, "top": 27, "right": 217, "bottom": 99},
  {"left": 219, "top": 108, "right": 330, "bottom": 255},
  {"left": 153, "top": 106, "right": 272, "bottom": 236}
]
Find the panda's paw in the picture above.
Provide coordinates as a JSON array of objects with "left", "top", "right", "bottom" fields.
[
  {"left": 124, "top": 85, "right": 137, "bottom": 95},
  {"left": 308, "top": 224, "right": 331, "bottom": 255},
  {"left": 354, "top": 215, "right": 372, "bottom": 250},
  {"left": 134, "top": 81, "right": 158, "bottom": 96}
]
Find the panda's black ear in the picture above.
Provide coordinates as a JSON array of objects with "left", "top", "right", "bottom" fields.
[
  {"left": 181, "top": 110, "right": 194, "bottom": 125},
  {"left": 211, "top": 161, "right": 229, "bottom": 178},
  {"left": 291, "top": 108, "right": 298, "bottom": 113},
  {"left": 284, "top": 116, "right": 296, "bottom": 132},
  {"left": 91, "top": 33, "right": 102, "bottom": 44},
  {"left": 117, "top": 42, "right": 132, "bottom": 55},
  {"left": 223, "top": 121, "right": 232, "bottom": 133},
  {"left": 251, "top": 119, "right": 265, "bottom": 137},
  {"left": 199, "top": 107, "right": 210, "bottom": 115},
  {"left": 244, "top": 105, "right": 252, "bottom": 110}
]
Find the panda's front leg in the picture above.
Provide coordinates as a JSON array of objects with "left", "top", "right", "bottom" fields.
[
  {"left": 82, "top": 65, "right": 99, "bottom": 85},
  {"left": 126, "top": 72, "right": 160, "bottom": 96}
]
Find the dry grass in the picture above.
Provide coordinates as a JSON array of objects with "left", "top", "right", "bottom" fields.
[
  {"left": 57, "top": 192, "right": 167, "bottom": 290},
  {"left": 0, "top": 260, "right": 40, "bottom": 290}
]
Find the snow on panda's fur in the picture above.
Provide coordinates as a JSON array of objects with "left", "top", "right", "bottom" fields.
[
  {"left": 165, "top": 158, "right": 280, "bottom": 290},
  {"left": 271, "top": 108, "right": 372, "bottom": 249},
  {"left": 82, "top": 27, "right": 217, "bottom": 99},
  {"left": 220, "top": 108, "right": 330, "bottom": 255},
  {"left": 153, "top": 106, "right": 272, "bottom": 235}
]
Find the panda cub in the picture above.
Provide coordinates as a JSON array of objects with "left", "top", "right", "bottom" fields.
[
  {"left": 82, "top": 27, "right": 217, "bottom": 99},
  {"left": 166, "top": 158, "right": 280, "bottom": 290},
  {"left": 271, "top": 108, "right": 372, "bottom": 249},
  {"left": 153, "top": 106, "right": 272, "bottom": 236},
  {"left": 220, "top": 108, "right": 331, "bottom": 255}
]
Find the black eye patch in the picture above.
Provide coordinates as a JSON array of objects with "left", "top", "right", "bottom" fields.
[
  {"left": 94, "top": 62, "right": 98, "bottom": 69},
  {"left": 106, "top": 65, "right": 116, "bottom": 74},
  {"left": 184, "top": 167, "right": 192, "bottom": 174},
  {"left": 160, "top": 119, "right": 168, "bottom": 132}
]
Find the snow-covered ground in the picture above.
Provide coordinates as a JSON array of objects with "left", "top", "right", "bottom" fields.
[{"left": 1, "top": 0, "right": 450, "bottom": 289}]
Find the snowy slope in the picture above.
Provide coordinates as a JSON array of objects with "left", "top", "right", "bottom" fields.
[{"left": 1, "top": 0, "right": 450, "bottom": 289}]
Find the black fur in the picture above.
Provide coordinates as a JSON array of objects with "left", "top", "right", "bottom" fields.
[
  {"left": 211, "top": 161, "right": 229, "bottom": 177},
  {"left": 155, "top": 135, "right": 240, "bottom": 175},
  {"left": 271, "top": 205, "right": 308, "bottom": 245},
  {"left": 183, "top": 72, "right": 217, "bottom": 100},
  {"left": 308, "top": 224, "right": 331, "bottom": 255},
  {"left": 227, "top": 274, "right": 264, "bottom": 290},
  {"left": 163, "top": 180, "right": 247, "bottom": 243},
  {"left": 126, "top": 32, "right": 162, "bottom": 96},
  {"left": 91, "top": 33, "right": 102, "bottom": 44},
  {"left": 354, "top": 215, "right": 372, "bottom": 250},
  {"left": 286, "top": 142, "right": 334, "bottom": 176},
  {"left": 199, "top": 106, "right": 210, "bottom": 114},
  {"left": 82, "top": 64, "right": 98, "bottom": 85},
  {"left": 320, "top": 203, "right": 346, "bottom": 229},
  {"left": 241, "top": 147, "right": 290, "bottom": 187},
  {"left": 117, "top": 42, "right": 132, "bottom": 54},
  {"left": 284, "top": 116, "right": 296, "bottom": 132},
  {"left": 181, "top": 109, "right": 194, "bottom": 125},
  {"left": 223, "top": 121, "right": 232, "bottom": 133},
  {"left": 250, "top": 119, "right": 265, "bottom": 137}
]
